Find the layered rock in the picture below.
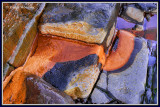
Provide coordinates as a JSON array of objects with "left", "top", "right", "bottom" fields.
[
  {"left": 3, "top": 3, "right": 46, "bottom": 77},
  {"left": 39, "top": 3, "right": 120, "bottom": 49}
]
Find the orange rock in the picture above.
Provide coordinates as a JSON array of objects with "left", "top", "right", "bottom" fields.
[
  {"left": 23, "top": 34, "right": 105, "bottom": 77},
  {"left": 3, "top": 33, "right": 106, "bottom": 103},
  {"left": 103, "top": 30, "right": 135, "bottom": 71}
]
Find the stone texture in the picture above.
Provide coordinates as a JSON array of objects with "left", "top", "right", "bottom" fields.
[
  {"left": 3, "top": 3, "right": 40, "bottom": 66},
  {"left": 43, "top": 54, "right": 101, "bottom": 99},
  {"left": 39, "top": 3, "right": 120, "bottom": 45},
  {"left": 3, "top": 3, "right": 46, "bottom": 69},
  {"left": 3, "top": 69, "right": 74, "bottom": 104},
  {"left": 25, "top": 75, "right": 74, "bottom": 104},
  {"left": 90, "top": 71, "right": 112, "bottom": 104},
  {"left": 120, "top": 5, "right": 144, "bottom": 25},
  {"left": 142, "top": 39, "right": 157, "bottom": 104},
  {"left": 107, "top": 37, "right": 149, "bottom": 104},
  {"left": 96, "top": 71, "right": 108, "bottom": 89},
  {"left": 134, "top": 3, "right": 157, "bottom": 12},
  {"left": 3, "top": 63, "right": 15, "bottom": 79},
  {"left": 91, "top": 88, "right": 112, "bottom": 104},
  {"left": 120, "top": 3, "right": 157, "bottom": 24}
]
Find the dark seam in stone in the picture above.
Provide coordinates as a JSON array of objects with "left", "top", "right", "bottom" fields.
[
  {"left": 40, "top": 33, "right": 102, "bottom": 45},
  {"left": 107, "top": 37, "right": 143, "bottom": 74},
  {"left": 85, "top": 64, "right": 102, "bottom": 104},
  {"left": 96, "top": 86, "right": 126, "bottom": 104},
  {"left": 120, "top": 13, "right": 144, "bottom": 25},
  {"left": 7, "top": 62, "right": 17, "bottom": 69},
  {"left": 102, "top": 3, "right": 120, "bottom": 52}
]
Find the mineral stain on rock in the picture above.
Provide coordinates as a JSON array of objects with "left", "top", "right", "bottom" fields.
[
  {"left": 3, "top": 28, "right": 148, "bottom": 103},
  {"left": 104, "top": 30, "right": 135, "bottom": 71}
]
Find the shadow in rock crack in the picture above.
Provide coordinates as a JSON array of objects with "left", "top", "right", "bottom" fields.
[{"left": 96, "top": 86, "right": 126, "bottom": 104}]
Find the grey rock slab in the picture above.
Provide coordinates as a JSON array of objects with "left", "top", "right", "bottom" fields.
[
  {"left": 91, "top": 88, "right": 112, "bottom": 104},
  {"left": 90, "top": 71, "right": 113, "bottom": 104},
  {"left": 96, "top": 71, "right": 108, "bottom": 89},
  {"left": 107, "top": 37, "right": 149, "bottom": 104}
]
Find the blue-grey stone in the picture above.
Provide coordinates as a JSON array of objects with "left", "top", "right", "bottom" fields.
[
  {"left": 135, "top": 3, "right": 157, "bottom": 12},
  {"left": 91, "top": 71, "right": 113, "bottom": 104},
  {"left": 43, "top": 54, "right": 101, "bottom": 99},
  {"left": 91, "top": 88, "right": 112, "bottom": 104},
  {"left": 107, "top": 37, "right": 149, "bottom": 104}
]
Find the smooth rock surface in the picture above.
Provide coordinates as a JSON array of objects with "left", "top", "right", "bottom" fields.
[
  {"left": 120, "top": 4, "right": 144, "bottom": 25},
  {"left": 107, "top": 37, "right": 149, "bottom": 104},
  {"left": 39, "top": 3, "right": 120, "bottom": 45},
  {"left": 91, "top": 88, "right": 112, "bottom": 104},
  {"left": 43, "top": 54, "right": 101, "bottom": 99},
  {"left": 90, "top": 71, "right": 112, "bottom": 104},
  {"left": 25, "top": 75, "right": 74, "bottom": 104}
]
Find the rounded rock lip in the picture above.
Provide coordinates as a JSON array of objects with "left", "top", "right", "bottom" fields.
[{"left": 103, "top": 30, "right": 135, "bottom": 71}]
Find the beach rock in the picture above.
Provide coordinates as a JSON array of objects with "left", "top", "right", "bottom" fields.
[
  {"left": 107, "top": 37, "right": 149, "bottom": 104},
  {"left": 3, "top": 69, "right": 74, "bottom": 104},
  {"left": 43, "top": 54, "right": 101, "bottom": 99},
  {"left": 120, "top": 4, "right": 144, "bottom": 25},
  {"left": 3, "top": 3, "right": 46, "bottom": 70},
  {"left": 91, "top": 88, "right": 112, "bottom": 104},
  {"left": 3, "top": 63, "right": 15, "bottom": 79},
  {"left": 135, "top": 3, "right": 157, "bottom": 13},
  {"left": 39, "top": 3, "right": 120, "bottom": 46},
  {"left": 90, "top": 71, "right": 112, "bottom": 104},
  {"left": 3, "top": 3, "right": 40, "bottom": 66},
  {"left": 120, "top": 3, "right": 157, "bottom": 24},
  {"left": 25, "top": 75, "right": 74, "bottom": 104}
]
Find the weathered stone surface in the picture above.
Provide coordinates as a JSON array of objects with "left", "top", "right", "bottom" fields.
[
  {"left": 91, "top": 71, "right": 112, "bottom": 104},
  {"left": 120, "top": 5, "right": 144, "bottom": 25},
  {"left": 135, "top": 3, "right": 157, "bottom": 13},
  {"left": 3, "top": 3, "right": 14, "bottom": 19},
  {"left": 3, "top": 68, "right": 74, "bottom": 104},
  {"left": 107, "top": 37, "right": 149, "bottom": 104},
  {"left": 3, "top": 3, "right": 40, "bottom": 66},
  {"left": 43, "top": 54, "right": 101, "bottom": 99},
  {"left": 39, "top": 3, "right": 120, "bottom": 45},
  {"left": 96, "top": 71, "right": 108, "bottom": 89},
  {"left": 25, "top": 75, "right": 74, "bottom": 104},
  {"left": 91, "top": 88, "right": 112, "bottom": 104},
  {"left": 3, "top": 63, "right": 15, "bottom": 79},
  {"left": 152, "top": 65, "right": 157, "bottom": 104},
  {"left": 3, "top": 3, "right": 46, "bottom": 69},
  {"left": 119, "top": 3, "right": 157, "bottom": 31}
]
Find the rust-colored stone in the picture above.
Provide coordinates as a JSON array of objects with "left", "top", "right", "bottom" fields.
[
  {"left": 104, "top": 30, "right": 135, "bottom": 71},
  {"left": 3, "top": 3, "right": 40, "bottom": 66}
]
